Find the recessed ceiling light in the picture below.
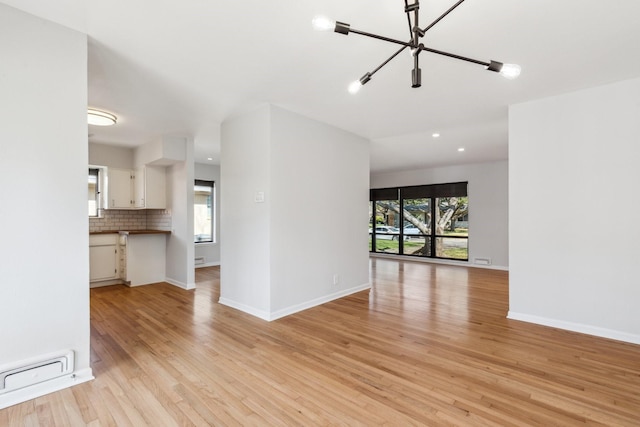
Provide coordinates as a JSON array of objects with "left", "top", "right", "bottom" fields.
[
  {"left": 432, "top": 133, "right": 440, "bottom": 138},
  {"left": 88, "top": 108, "right": 117, "bottom": 126},
  {"left": 207, "top": 157, "right": 213, "bottom": 161},
  {"left": 458, "top": 147, "right": 465, "bottom": 152}
]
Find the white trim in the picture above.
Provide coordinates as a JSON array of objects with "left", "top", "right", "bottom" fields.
[
  {"left": 370, "top": 253, "right": 509, "bottom": 271},
  {"left": 90, "top": 279, "right": 124, "bottom": 288},
  {"left": 196, "top": 262, "right": 220, "bottom": 269},
  {"left": 165, "top": 278, "right": 196, "bottom": 290},
  {"left": 507, "top": 312, "right": 640, "bottom": 345},
  {"left": 219, "top": 282, "right": 372, "bottom": 322},
  {"left": 268, "top": 283, "right": 371, "bottom": 321},
  {"left": 218, "top": 298, "right": 271, "bottom": 321},
  {"left": 0, "top": 368, "right": 93, "bottom": 410}
]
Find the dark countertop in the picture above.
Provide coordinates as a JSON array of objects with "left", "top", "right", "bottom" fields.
[{"left": 90, "top": 230, "right": 171, "bottom": 235}]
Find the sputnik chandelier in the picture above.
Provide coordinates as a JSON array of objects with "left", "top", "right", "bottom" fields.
[{"left": 313, "top": 0, "right": 521, "bottom": 93}]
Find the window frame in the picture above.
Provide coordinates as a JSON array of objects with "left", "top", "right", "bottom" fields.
[
  {"left": 88, "top": 166, "right": 103, "bottom": 217},
  {"left": 369, "top": 182, "right": 469, "bottom": 261},
  {"left": 194, "top": 179, "right": 215, "bottom": 244}
]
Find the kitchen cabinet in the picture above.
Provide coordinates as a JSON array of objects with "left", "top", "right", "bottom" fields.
[
  {"left": 107, "top": 168, "right": 134, "bottom": 208},
  {"left": 138, "top": 166, "right": 166, "bottom": 209},
  {"left": 121, "top": 233, "right": 167, "bottom": 286},
  {"left": 89, "top": 234, "right": 119, "bottom": 283},
  {"left": 89, "top": 231, "right": 169, "bottom": 287},
  {"left": 107, "top": 166, "right": 165, "bottom": 209}
]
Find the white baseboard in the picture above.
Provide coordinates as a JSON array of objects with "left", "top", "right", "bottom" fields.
[
  {"left": 90, "top": 279, "right": 125, "bottom": 288},
  {"left": 165, "top": 278, "right": 196, "bottom": 290},
  {"left": 0, "top": 368, "right": 93, "bottom": 410},
  {"left": 196, "top": 262, "right": 220, "bottom": 269},
  {"left": 268, "top": 283, "right": 371, "bottom": 321},
  {"left": 219, "top": 283, "right": 372, "bottom": 322},
  {"left": 369, "top": 253, "right": 509, "bottom": 271},
  {"left": 507, "top": 311, "right": 640, "bottom": 345},
  {"left": 218, "top": 298, "right": 271, "bottom": 321}
]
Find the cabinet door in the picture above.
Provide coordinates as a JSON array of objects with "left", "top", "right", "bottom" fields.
[
  {"left": 144, "top": 166, "right": 166, "bottom": 209},
  {"left": 108, "top": 168, "right": 133, "bottom": 208},
  {"left": 134, "top": 167, "right": 145, "bottom": 208},
  {"left": 89, "top": 245, "right": 118, "bottom": 281}
]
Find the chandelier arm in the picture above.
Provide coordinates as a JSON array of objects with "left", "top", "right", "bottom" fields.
[
  {"left": 404, "top": 0, "right": 414, "bottom": 39},
  {"left": 421, "top": 0, "right": 466, "bottom": 34},
  {"left": 349, "top": 28, "right": 413, "bottom": 48},
  {"left": 368, "top": 45, "right": 410, "bottom": 77},
  {"left": 411, "top": 3, "right": 420, "bottom": 47},
  {"left": 420, "top": 45, "right": 490, "bottom": 67}
]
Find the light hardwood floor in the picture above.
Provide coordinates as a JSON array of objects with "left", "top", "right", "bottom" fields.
[{"left": 2, "top": 259, "right": 639, "bottom": 426}]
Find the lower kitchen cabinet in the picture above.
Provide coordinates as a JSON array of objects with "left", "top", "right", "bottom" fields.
[
  {"left": 90, "top": 231, "right": 168, "bottom": 287},
  {"left": 122, "top": 233, "right": 166, "bottom": 286},
  {"left": 89, "top": 234, "right": 119, "bottom": 283}
]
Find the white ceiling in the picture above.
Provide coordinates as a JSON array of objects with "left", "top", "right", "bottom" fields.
[{"left": 5, "top": 0, "right": 640, "bottom": 172}]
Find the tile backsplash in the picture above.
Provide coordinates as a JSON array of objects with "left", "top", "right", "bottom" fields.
[{"left": 89, "top": 209, "right": 171, "bottom": 233}]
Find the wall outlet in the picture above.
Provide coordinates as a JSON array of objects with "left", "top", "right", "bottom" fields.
[{"left": 332, "top": 274, "right": 340, "bottom": 287}]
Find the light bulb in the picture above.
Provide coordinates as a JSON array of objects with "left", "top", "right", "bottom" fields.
[
  {"left": 500, "top": 63, "right": 521, "bottom": 80},
  {"left": 312, "top": 16, "right": 335, "bottom": 31},
  {"left": 348, "top": 80, "right": 362, "bottom": 94}
]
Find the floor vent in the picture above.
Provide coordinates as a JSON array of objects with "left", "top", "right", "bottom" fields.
[
  {"left": 0, "top": 351, "right": 74, "bottom": 394},
  {"left": 473, "top": 257, "right": 492, "bottom": 266},
  {"left": 195, "top": 257, "right": 205, "bottom": 265}
]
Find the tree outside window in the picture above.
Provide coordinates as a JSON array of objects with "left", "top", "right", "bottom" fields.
[{"left": 369, "top": 183, "right": 468, "bottom": 260}]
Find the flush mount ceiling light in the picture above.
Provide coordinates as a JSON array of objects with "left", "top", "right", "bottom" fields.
[
  {"left": 313, "top": 0, "right": 521, "bottom": 93},
  {"left": 87, "top": 108, "right": 117, "bottom": 126}
]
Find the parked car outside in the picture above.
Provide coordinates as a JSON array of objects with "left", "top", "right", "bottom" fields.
[
  {"left": 403, "top": 224, "right": 421, "bottom": 235},
  {"left": 403, "top": 223, "right": 430, "bottom": 240},
  {"left": 369, "top": 225, "right": 400, "bottom": 240}
]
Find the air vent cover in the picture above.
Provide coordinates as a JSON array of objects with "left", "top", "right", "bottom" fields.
[{"left": 0, "top": 351, "right": 74, "bottom": 394}]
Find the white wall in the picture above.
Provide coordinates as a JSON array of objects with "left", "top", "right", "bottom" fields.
[
  {"left": 89, "top": 143, "right": 134, "bottom": 169},
  {"left": 195, "top": 162, "right": 221, "bottom": 267},
  {"left": 269, "top": 106, "right": 370, "bottom": 315},
  {"left": 220, "top": 104, "right": 370, "bottom": 320},
  {"left": 165, "top": 137, "right": 195, "bottom": 289},
  {"left": 0, "top": 4, "right": 93, "bottom": 408},
  {"left": 220, "top": 105, "right": 272, "bottom": 317},
  {"left": 370, "top": 161, "right": 509, "bottom": 269},
  {"left": 509, "top": 76, "right": 640, "bottom": 344}
]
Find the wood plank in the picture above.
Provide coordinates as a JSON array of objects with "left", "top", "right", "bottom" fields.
[{"left": 1, "top": 260, "right": 639, "bottom": 425}]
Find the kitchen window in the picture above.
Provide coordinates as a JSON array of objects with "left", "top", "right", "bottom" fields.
[
  {"left": 88, "top": 168, "right": 100, "bottom": 217},
  {"left": 194, "top": 179, "right": 215, "bottom": 243}
]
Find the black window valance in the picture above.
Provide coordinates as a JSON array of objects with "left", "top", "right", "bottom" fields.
[{"left": 370, "top": 182, "right": 467, "bottom": 201}]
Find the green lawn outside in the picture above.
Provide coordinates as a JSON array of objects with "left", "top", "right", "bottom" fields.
[
  {"left": 442, "top": 228, "right": 468, "bottom": 237},
  {"left": 369, "top": 237, "right": 468, "bottom": 260}
]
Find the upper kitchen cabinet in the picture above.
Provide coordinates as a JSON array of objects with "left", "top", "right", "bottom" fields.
[
  {"left": 138, "top": 166, "right": 166, "bottom": 209},
  {"left": 108, "top": 168, "right": 135, "bottom": 208},
  {"left": 107, "top": 166, "right": 166, "bottom": 209}
]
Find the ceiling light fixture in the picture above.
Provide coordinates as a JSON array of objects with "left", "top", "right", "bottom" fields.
[
  {"left": 313, "top": 0, "right": 521, "bottom": 92},
  {"left": 88, "top": 108, "right": 117, "bottom": 126},
  {"left": 432, "top": 133, "right": 440, "bottom": 138}
]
